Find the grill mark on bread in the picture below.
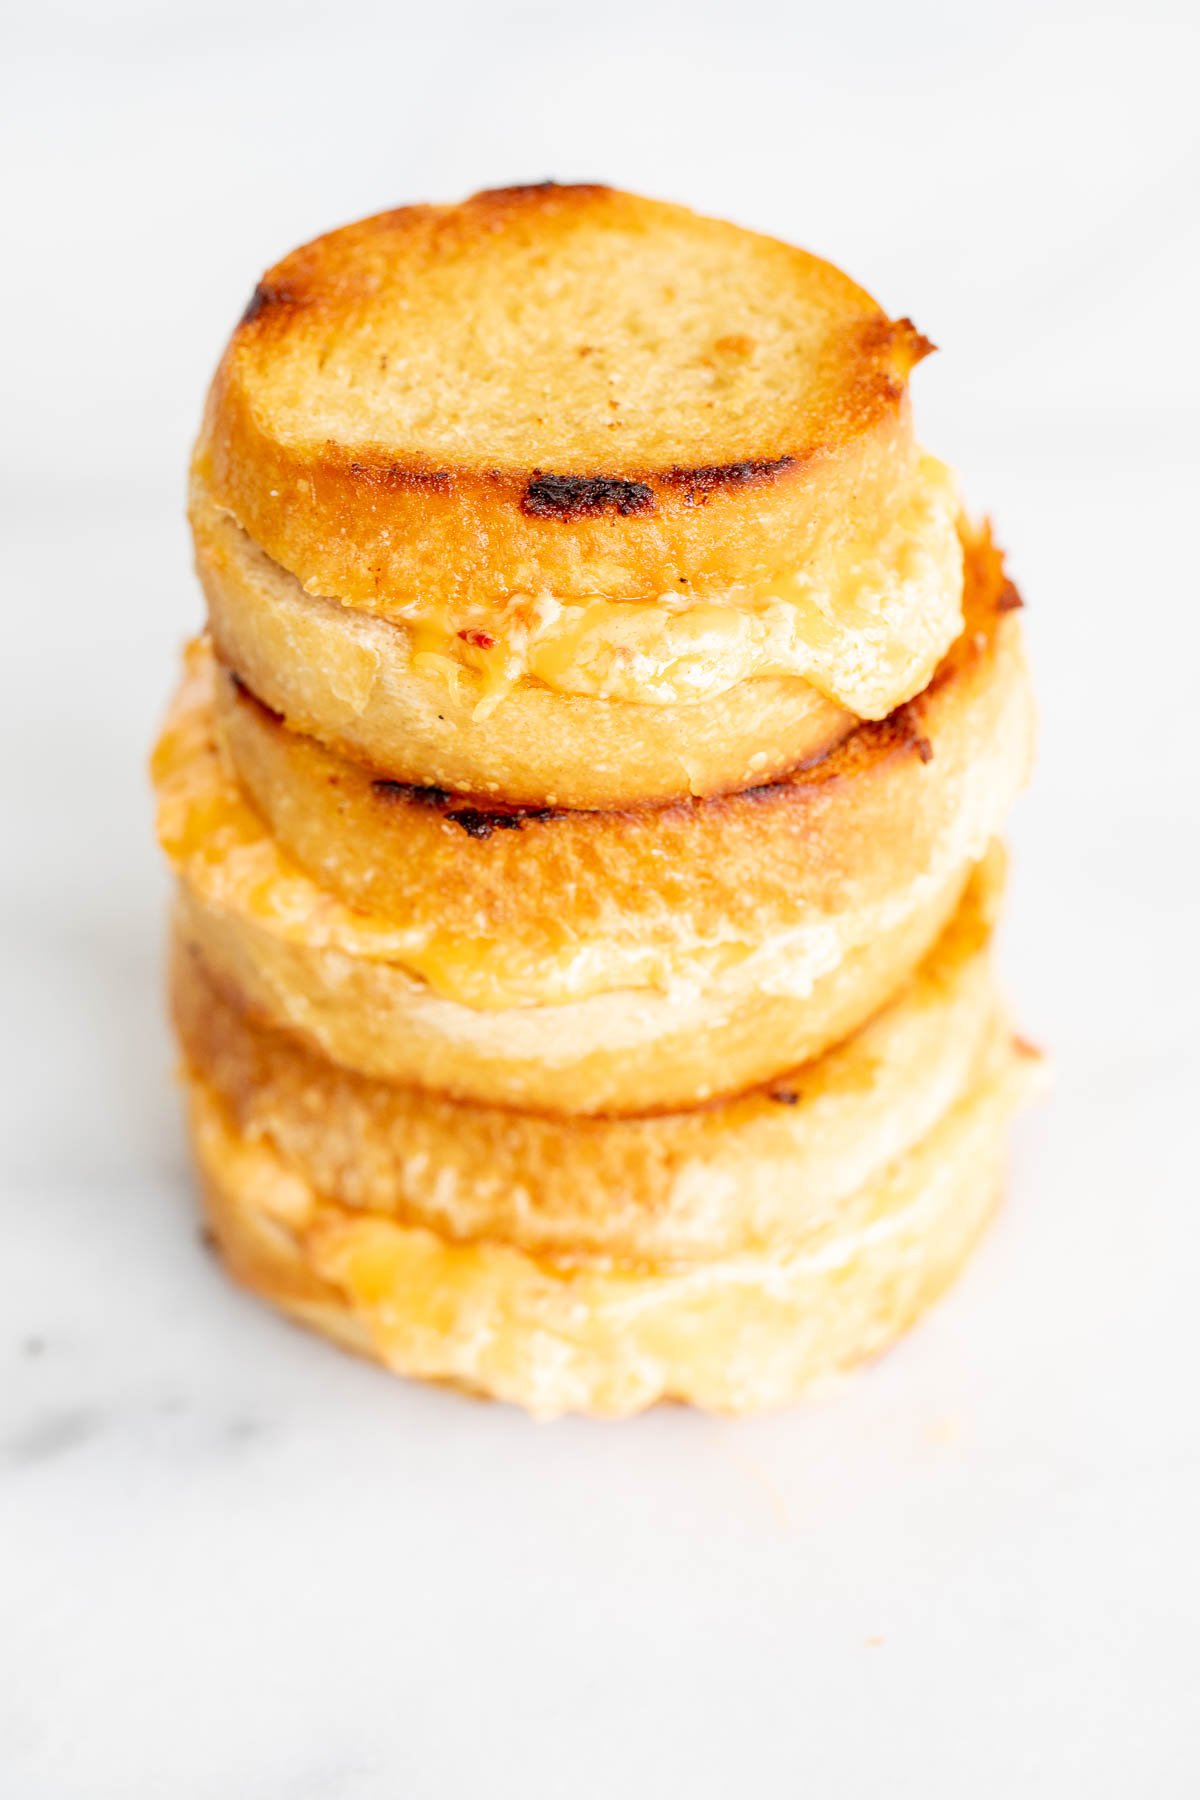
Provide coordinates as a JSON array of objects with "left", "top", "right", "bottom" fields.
[
  {"left": 363, "top": 671, "right": 955, "bottom": 829},
  {"left": 371, "top": 779, "right": 558, "bottom": 837},
  {"left": 444, "top": 806, "right": 558, "bottom": 838},
  {"left": 523, "top": 472, "right": 656, "bottom": 519},
  {"left": 662, "top": 456, "right": 797, "bottom": 505},
  {"left": 523, "top": 459, "right": 797, "bottom": 517},
  {"left": 346, "top": 462, "right": 454, "bottom": 493},
  {"left": 314, "top": 454, "right": 826, "bottom": 516},
  {"left": 446, "top": 809, "right": 521, "bottom": 839}
]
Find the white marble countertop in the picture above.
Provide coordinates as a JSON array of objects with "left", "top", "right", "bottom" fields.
[{"left": 3, "top": 4, "right": 1198, "bottom": 1795}]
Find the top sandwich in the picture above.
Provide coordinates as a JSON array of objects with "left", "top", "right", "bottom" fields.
[{"left": 194, "top": 183, "right": 963, "bottom": 742}]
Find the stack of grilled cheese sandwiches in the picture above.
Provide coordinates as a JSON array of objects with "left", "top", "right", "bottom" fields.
[{"left": 154, "top": 183, "right": 1041, "bottom": 1416}]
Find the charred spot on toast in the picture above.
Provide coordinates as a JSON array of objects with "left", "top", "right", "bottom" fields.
[
  {"left": 662, "top": 456, "right": 797, "bottom": 506},
  {"left": 445, "top": 809, "right": 523, "bottom": 839},
  {"left": 371, "top": 780, "right": 559, "bottom": 837},
  {"left": 523, "top": 472, "right": 656, "bottom": 519},
  {"left": 346, "top": 461, "right": 454, "bottom": 493},
  {"left": 445, "top": 806, "right": 557, "bottom": 839}
]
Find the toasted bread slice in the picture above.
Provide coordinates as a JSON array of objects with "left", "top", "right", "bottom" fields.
[{"left": 196, "top": 183, "right": 936, "bottom": 611}]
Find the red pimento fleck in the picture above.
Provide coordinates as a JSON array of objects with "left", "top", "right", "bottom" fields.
[{"left": 458, "top": 628, "right": 495, "bottom": 649}]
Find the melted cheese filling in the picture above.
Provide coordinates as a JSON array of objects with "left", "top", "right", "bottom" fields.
[
  {"left": 201, "top": 452, "right": 964, "bottom": 720},
  {"left": 424, "top": 453, "right": 964, "bottom": 718}
]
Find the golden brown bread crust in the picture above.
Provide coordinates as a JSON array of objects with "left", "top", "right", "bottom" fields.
[
  {"left": 185, "top": 1031, "right": 1041, "bottom": 1418},
  {"left": 171, "top": 855, "right": 1004, "bottom": 1263},
  {"left": 196, "top": 183, "right": 933, "bottom": 611},
  {"left": 203, "top": 524, "right": 1031, "bottom": 1001}
]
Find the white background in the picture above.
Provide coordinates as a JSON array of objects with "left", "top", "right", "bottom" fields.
[{"left": 2, "top": 2, "right": 1198, "bottom": 1794}]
